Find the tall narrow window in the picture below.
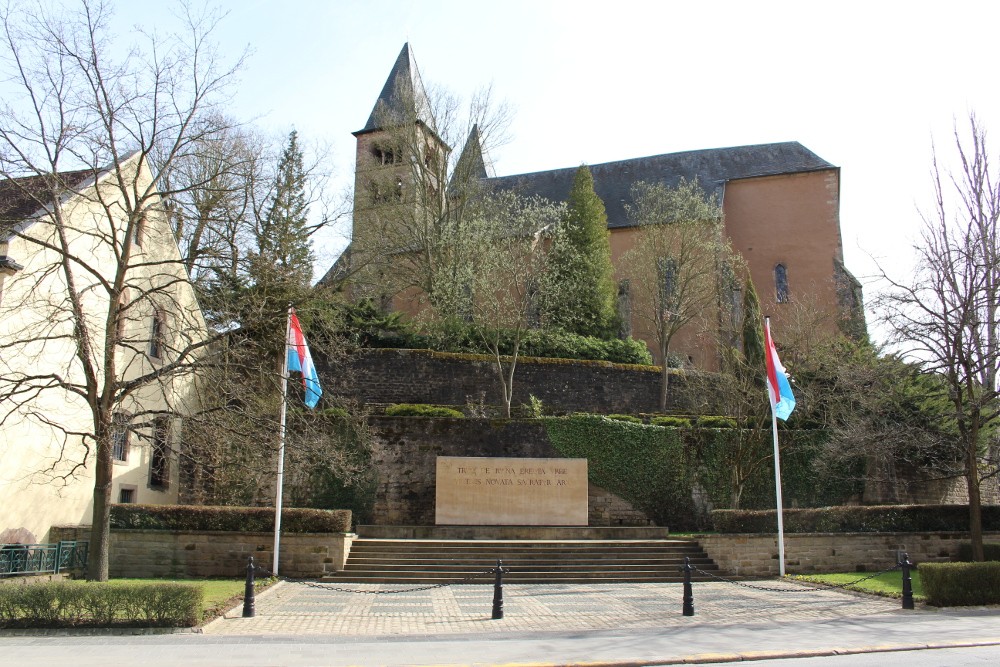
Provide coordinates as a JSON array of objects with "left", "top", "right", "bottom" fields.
[
  {"left": 657, "top": 257, "right": 678, "bottom": 321},
  {"left": 111, "top": 412, "right": 131, "bottom": 463},
  {"left": 774, "top": 264, "right": 790, "bottom": 303},
  {"left": 133, "top": 213, "right": 146, "bottom": 247},
  {"left": 617, "top": 279, "right": 632, "bottom": 338},
  {"left": 149, "top": 308, "right": 165, "bottom": 359},
  {"left": 149, "top": 417, "right": 170, "bottom": 490}
]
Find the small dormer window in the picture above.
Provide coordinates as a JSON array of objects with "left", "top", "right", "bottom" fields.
[{"left": 775, "top": 264, "right": 790, "bottom": 303}]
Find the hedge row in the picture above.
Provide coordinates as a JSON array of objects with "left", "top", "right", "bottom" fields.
[
  {"left": 0, "top": 582, "right": 202, "bottom": 628},
  {"left": 957, "top": 542, "right": 1000, "bottom": 561},
  {"left": 920, "top": 562, "right": 1000, "bottom": 606},
  {"left": 110, "top": 504, "right": 352, "bottom": 533},
  {"left": 384, "top": 404, "right": 465, "bottom": 418},
  {"left": 711, "top": 505, "right": 1000, "bottom": 534}
]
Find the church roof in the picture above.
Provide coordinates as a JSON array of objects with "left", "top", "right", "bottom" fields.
[
  {"left": 0, "top": 169, "right": 97, "bottom": 240},
  {"left": 484, "top": 141, "right": 836, "bottom": 229},
  {"left": 449, "top": 124, "right": 491, "bottom": 193},
  {"left": 357, "top": 43, "right": 437, "bottom": 136}
]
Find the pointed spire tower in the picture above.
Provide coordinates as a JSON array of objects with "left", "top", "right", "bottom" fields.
[
  {"left": 450, "top": 124, "right": 492, "bottom": 193},
  {"left": 350, "top": 44, "right": 451, "bottom": 306}
]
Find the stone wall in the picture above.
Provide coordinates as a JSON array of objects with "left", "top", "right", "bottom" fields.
[
  {"left": 51, "top": 526, "right": 353, "bottom": 578},
  {"left": 698, "top": 531, "right": 1000, "bottom": 577},
  {"left": 325, "top": 348, "right": 717, "bottom": 415},
  {"left": 369, "top": 416, "right": 651, "bottom": 526}
]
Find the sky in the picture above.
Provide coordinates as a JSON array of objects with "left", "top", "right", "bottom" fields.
[{"left": 115, "top": 0, "right": 1000, "bottom": 340}]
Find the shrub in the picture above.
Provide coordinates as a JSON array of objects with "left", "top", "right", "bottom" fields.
[
  {"left": 696, "top": 416, "right": 738, "bottom": 429},
  {"left": 384, "top": 403, "right": 465, "bottom": 418},
  {"left": 957, "top": 542, "right": 1000, "bottom": 562},
  {"left": 650, "top": 416, "right": 692, "bottom": 428},
  {"left": 110, "top": 504, "right": 351, "bottom": 533},
  {"left": 711, "top": 504, "right": 1000, "bottom": 534},
  {"left": 605, "top": 414, "right": 642, "bottom": 424},
  {"left": 920, "top": 562, "right": 1000, "bottom": 606},
  {"left": 0, "top": 581, "right": 203, "bottom": 628}
]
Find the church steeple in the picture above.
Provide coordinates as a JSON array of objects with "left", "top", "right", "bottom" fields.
[
  {"left": 449, "top": 124, "right": 491, "bottom": 193},
  {"left": 357, "top": 43, "right": 437, "bottom": 136}
]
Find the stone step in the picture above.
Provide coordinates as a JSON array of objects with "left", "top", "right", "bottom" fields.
[
  {"left": 345, "top": 557, "right": 716, "bottom": 567},
  {"left": 357, "top": 525, "right": 671, "bottom": 540},
  {"left": 323, "top": 571, "right": 718, "bottom": 584}
]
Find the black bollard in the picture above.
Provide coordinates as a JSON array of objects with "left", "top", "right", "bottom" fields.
[
  {"left": 899, "top": 552, "right": 914, "bottom": 610},
  {"left": 243, "top": 555, "right": 256, "bottom": 618},
  {"left": 491, "top": 558, "right": 504, "bottom": 620},
  {"left": 682, "top": 556, "right": 694, "bottom": 616}
]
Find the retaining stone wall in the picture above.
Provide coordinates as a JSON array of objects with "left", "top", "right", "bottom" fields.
[
  {"left": 369, "top": 416, "right": 651, "bottom": 526},
  {"left": 51, "top": 526, "right": 353, "bottom": 578},
  {"left": 698, "top": 531, "right": 1000, "bottom": 577},
  {"left": 325, "top": 348, "right": 718, "bottom": 415}
]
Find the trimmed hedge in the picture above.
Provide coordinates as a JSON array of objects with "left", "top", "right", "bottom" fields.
[
  {"left": 712, "top": 504, "right": 1000, "bottom": 534},
  {"left": 110, "top": 504, "right": 352, "bottom": 533},
  {"left": 696, "top": 416, "right": 738, "bottom": 429},
  {"left": 605, "top": 414, "right": 643, "bottom": 424},
  {"left": 0, "top": 581, "right": 203, "bottom": 628},
  {"left": 650, "top": 416, "right": 692, "bottom": 428},
  {"left": 957, "top": 542, "right": 1000, "bottom": 562},
  {"left": 920, "top": 562, "right": 1000, "bottom": 606},
  {"left": 384, "top": 403, "right": 465, "bottom": 418}
]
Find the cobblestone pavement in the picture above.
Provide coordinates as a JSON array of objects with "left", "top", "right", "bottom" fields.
[{"left": 204, "top": 579, "right": 902, "bottom": 636}]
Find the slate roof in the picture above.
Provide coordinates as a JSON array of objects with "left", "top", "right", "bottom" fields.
[
  {"left": 484, "top": 142, "right": 836, "bottom": 229},
  {"left": 448, "top": 124, "right": 490, "bottom": 193},
  {"left": 357, "top": 43, "right": 438, "bottom": 136},
  {"left": 0, "top": 169, "right": 97, "bottom": 240}
]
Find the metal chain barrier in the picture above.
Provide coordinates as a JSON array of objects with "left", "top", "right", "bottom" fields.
[{"left": 690, "top": 562, "right": 902, "bottom": 594}]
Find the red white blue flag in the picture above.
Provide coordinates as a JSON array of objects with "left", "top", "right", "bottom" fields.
[
  {"left": 764, "top": 318, "right": 795, "bottom": 421},
  {"left": 287, "top": 308, "right": 322, "bottom": 409}
]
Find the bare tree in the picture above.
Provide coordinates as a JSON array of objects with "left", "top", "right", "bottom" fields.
[
  {"left": 877, "top": 114, "right": 1000, "bottom": 561},
  {"left": 622, "top": 178, "right": 731, "bottom": 410},
  {"left": 0, "top": 0, "right": 243, "bottom": 580},
  {"left": 454, "top": 190, "right": 563, "bottom": 418}
]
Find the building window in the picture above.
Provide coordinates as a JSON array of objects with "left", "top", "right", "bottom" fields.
[
  {"left": 118, "top": 487, "right": 137, "bottom": 504},
  {"left": 111, "top": 412, "right": 131, "bottom": 463},
  {"left": 149, "top": 417, "right": 170, "bottom": 490},
  {"left": 617, "top": 279, "right": 632, "bottom": 338},
  {"left": 133, "top": 213, "right": 146, "bottom": 247},
  {"left": 774, "top": 264, "right": 790, "bottom": 303},
  {"left": 149, "top": 308, "right": 165, "bottom": 359},
  {"left": 371, "top": 144, "right": 398, "bottom": 165},
  {"left": 657, "top": 257, "right": 678, "bottom": 321}
]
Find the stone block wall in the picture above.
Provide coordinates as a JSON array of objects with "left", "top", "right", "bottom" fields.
[
  {"left": 51, "top": 526, "right": 353, "bottom": 578},
  {"left": 325, "top": 348, "right": 718, "bottom": 415},
  {"left": 698, "top": 531, "right": 1000, "bottom": 577},
  {"left": 369, "top": 416, "right": 651, "bottom": 526}
]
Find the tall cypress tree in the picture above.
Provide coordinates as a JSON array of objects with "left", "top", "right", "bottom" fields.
[
  {"left": 742, "top": 277, "right": 765, "bottom": 371},
  {"left": 543, "top": 165, "right": 618, "bottom": 337}
]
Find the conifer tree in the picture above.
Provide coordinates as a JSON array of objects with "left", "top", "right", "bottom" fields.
[
  {"left": 252, "top": 130, "right": 314, "bottom": 289},
  {"left": 542, "top": 165, "right": 618, "bottom": 337},
  {"left": 741, "top": 278, "right": 765, "bottom": 371}
]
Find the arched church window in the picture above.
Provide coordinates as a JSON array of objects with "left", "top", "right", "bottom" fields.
[{"left": 774, "top": 264, "right": 790, "bottom": 303}]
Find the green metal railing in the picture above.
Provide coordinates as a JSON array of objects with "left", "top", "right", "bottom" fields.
[{"left": 0, "top": 540, "right": 88, "bottom": 576}]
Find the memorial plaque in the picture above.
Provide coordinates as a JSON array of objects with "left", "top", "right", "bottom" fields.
[{"left": 435, "top": 456, "right": 588, "bottom": 525}]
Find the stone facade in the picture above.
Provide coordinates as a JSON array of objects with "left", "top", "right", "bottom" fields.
[
  {"left": 697, "top": 531, "right": 1000, "bottom": 577},
  {"left": 51, "top": 526, "right": 353, "bottom": 578},
  {"left": 368, "top": 416, "right": 650, "bottom": 526},
  {"left": 327, "top": 348, "right": 717, "bottom": 415}
]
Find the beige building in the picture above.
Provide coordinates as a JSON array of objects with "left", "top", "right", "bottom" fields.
[
  {"left": 326, "top": 44, "right": 863, "bottom": 367},
  {"left": 0, "top": 154, "right": 205, "bottom": 544}
]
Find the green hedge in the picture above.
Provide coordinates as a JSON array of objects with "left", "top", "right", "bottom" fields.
[
  {"left": 650, "top": 416, "right": 692, "bottom": 428},
  {"left": 384, "top": 403, "right": 465, "bottom": 418},
  {"left": 605, "top": 414, "right": 643, "bottom": 424},
  {"left": 0, "top": 581, "right": 202, "bottom": 628},
  {"left": 920, "top": 562, "right": 1000, "bottom": 606},
  {"left": 711, "top": 505, "right": 1000, "bottom": 533},
  {"left": 696, "top": 416, "right": 738, "bottom": 429},
  {"left": 957, "top": 542, "right": 1000, "bottom": 561},
  {"left": 110, "top": 504, "right": 352, "bottom": 533}
]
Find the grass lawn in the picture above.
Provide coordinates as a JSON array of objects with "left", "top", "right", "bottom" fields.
[
  {"left": 112, "top": 577, "right": 276, "bottom": 621},
  {"left": 793, "top": 570, "right": 925, "bottom": 601}
]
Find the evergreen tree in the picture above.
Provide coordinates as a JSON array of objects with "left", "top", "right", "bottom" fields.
[
  {"left": 542, "top": 165, "right": 618, "bottom": 337},
  {"left": 252, "top": 130, "right": 314, "bottom": 289},
  {"left": 741, "top": 278, "right": 765, "bottom": 371}
]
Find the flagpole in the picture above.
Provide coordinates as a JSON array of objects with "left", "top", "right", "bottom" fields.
[
  {"left": 765, "top": 316, "right": 787, "bottom": 577},
  {"left": 273, "top": 305, "right": 293, "bottom": 576}
]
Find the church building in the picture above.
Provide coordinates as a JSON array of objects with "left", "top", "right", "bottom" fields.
[{"left": 327, "top": 44, "right": 863, "bottom": 368}]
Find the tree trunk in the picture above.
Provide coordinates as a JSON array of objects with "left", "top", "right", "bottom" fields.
[
  {"left": 967, "top": 440, "right": 985, "bottom": 562},
  {"left": 87, "top": 437, "right": 113, "bottom": 581}
]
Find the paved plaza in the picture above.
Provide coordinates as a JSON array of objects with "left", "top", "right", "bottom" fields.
[{"left": 204, "top": 578, "right": 902, "bottom": 636}]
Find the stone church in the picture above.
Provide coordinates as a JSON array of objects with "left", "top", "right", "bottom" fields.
[{"left": 325, "top": 43, "right": 864, "bottom": 368}]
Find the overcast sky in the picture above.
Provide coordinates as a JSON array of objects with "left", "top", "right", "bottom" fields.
[{"left": 114, "top": 0, "right": 1000, "bottom": 339}]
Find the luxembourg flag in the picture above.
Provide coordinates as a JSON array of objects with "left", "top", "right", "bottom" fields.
[
  {"left": 764, "top": 317, "right": 795, "bottom": 421},
  {"left": 286, "top": 308, "right": 322, "bottom": 409}
]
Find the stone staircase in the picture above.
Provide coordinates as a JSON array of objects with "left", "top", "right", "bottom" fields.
[{"left": 323, "top": 527, "right": 719, "bottom": 584}]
